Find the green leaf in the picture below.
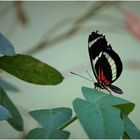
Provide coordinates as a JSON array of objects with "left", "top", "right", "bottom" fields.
[
  {"left": 122, "top": 113, "right": 140, "bottom": 139},
  {"left": 29, "top": 107, "right": 72, "bottom": 130},
  {"left": 0, "top": 105, "right": 12, "bottom": 121},
  {"left": 26, "top": 128, "right": 70, "bottom": 139},
  {"left": 0, "top": 33, "right": 15, "bottom": 56},
  {"left": 122, "top": 132, "right": 130, "bottom": 139},
  {"left": 115, "top": 103, "right": 134, "bottom": 115},
  {"left": 0, "top": 54, "right": 63, "bottom": 85},
  {"left": 0, "top": 87, "right": 23, "bottom": 131},
  {"left": 73, "top": 98, "right": 124, "bottom": 139},
  {"left": 82, "top": 87, "right": 135, "bottom": 114},
  {"left": 0, "top": 78, "right": 19, "bottom": 91}
]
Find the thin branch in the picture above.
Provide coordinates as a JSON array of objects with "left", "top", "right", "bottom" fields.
[
  {"left": 14, "top": 1, "right": 28, "bottom": 25},
  {"left": 42, "top": 17, "right": 77, "bottom": 41},
  {"left": 24, "top": 1, "right": 119, "bottom": 55},
  {"left": 125, "top": 60, "right": 140, "bottom": 70}
]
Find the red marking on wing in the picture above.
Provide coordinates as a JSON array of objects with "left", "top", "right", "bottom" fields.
[{"left": 98, "top": 67, "right": 110, "bottom": 86}]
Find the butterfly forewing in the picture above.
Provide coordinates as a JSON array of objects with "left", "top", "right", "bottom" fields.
[
  {"left": 88, "top": 35, "right": 107, "bottom": 80},
  {"left": 88, "top": 32, "right": 109, "bottom": 60},
  {"left": 88, "top": 32, "right": 112, "bottom": 82}
]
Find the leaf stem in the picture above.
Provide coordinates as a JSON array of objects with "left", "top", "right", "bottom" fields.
[{"left": 59, "top": 115, "right": 77, "bottom": 130}]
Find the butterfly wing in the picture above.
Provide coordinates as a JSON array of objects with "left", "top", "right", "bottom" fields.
[
  {"left": 105, "top": 48, "right": 123, "bottom": 83},
  {"left": 88, "top": 31, "right": 108, "bottom": 81},
  {"left": 94, "top": 53, "right": 112, "bottom": 85},
  {"left": 88, "top": 31, "right": 123, "bottom": 85},
  {"left": 108, "top": 84, "right": 123, "bottom": 94}
]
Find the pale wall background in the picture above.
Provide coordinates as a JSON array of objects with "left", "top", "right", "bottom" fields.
[{"left": 0, "top": 1, "right": 140, "bottom": 138}]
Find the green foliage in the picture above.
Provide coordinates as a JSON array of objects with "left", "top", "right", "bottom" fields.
[
  {"left": 0, "top": 54, "right": 63, "bottom": 85},
  {"left": 82, "top": 87, "right": 135, "bottom": 114},
  {"left": 123, "top": 132, "right": 130, "bottom": 139},
  {"left": 72, "top": 87, "right": 140, "bottom": 139},
  {"left": 29, "top": 108, "right": 72, "bottom": 130},
  {"left": 27, "top": 108, "right": 72, "bottom": 139},
  {"left": 0, "top": 105, "right": 12, "bottom": 121},
  {"left": 27, "top": 87, "right": 140, "bottom": 139},
  {"left": 0, "top": 86, "right": 23, "bottom": 131},
  {"left": 0, "top": 78, "right": 19, "bottom": 91},
  {"left": 0, "top": 33, "right": 64, "bottom": 135},
  {"left": 0, "top": 33, "right": 139, "bottom": 139},
  {"left": 26, "top": 128, "right": 70, "bottom": 139},
  {"left": 73, "top": 98, "right": 124, "bottom": 138},
  {"left": 122, "top": 113, "right": 140, "bottom": 139}
]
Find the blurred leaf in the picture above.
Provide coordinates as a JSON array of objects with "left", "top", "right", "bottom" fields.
[
  {"left": 0, "top": 105, "right": 12, "bottom": 121},
  {"left": 26, "top": 128, "right": 70, "bottom": 139},
  {"left": 122, "top": 113, "right": 140, "bottom": 139},
  {"left": 122, "top": 132, "right": 130, "bottom": 139},
  {"left": 0, "top": 33, "right": 15, "bottom": 56},
  {"left": 0, "top": 86, "right": 23, "bottom": 131},
  {"left": 115, "top": 103, "right": 134, "bottom": 115},
  {"left": 73, "top": 98, "right": 124, "bottom": 139},
  {"left": 82, "top": 87, "right": 135, "bottom": 114},
  {"left": 0, "top": 78, "right": 19, "bottom": 91},
  {"left": 0, "top": 54, "right": 63, "bottom": 85},
  {"left": 29, "top": 107, "right": 72, "bottom": 130}
]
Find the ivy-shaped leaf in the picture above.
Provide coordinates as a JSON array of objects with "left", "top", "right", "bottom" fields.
[
  {"left": 73, "top": 98, "right": 124, "bottom": 139},
  {"left": 26, "top": 128, "right": 70, "bottom": 139},
  {"left": 82, "top": 87, "right": 135, "bottom": 114},
  {"left": 29, "top": 107, "right": 72, "bottom": 130}
]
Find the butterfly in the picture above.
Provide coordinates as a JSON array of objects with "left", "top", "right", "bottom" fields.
[{"left": 88, "top": 31, "right": 123, "bottom": 94}]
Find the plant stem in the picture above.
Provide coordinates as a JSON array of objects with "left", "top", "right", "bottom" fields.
[{"left": 59, "top": 115, "right": 77, "bottom": 130}]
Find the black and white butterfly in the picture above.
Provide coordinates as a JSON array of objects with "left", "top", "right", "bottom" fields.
[{"left": 88, "top": 31, "right": 123, "bottom": 94}]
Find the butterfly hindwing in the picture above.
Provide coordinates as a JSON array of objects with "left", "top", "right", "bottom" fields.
[{"left": 108, "top": 85, "right": 123, "bottom": 94}]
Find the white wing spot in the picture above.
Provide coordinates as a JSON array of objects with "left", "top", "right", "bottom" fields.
[
  {"left": 104, "top": 52, "right": 117, "bottom": 81},
  {"left": 94, "top": 52, "right": 102, "bottom": 63},
  {"left": 88, "top": 37, "right": 103, "bottom": 48}
]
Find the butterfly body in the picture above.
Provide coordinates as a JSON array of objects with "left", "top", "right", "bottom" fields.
[{"left": 88, "top": 31, "right": 123, "bottom": 94}]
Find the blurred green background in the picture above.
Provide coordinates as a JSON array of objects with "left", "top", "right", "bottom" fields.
[{"left": 0, "top": 1, "right": 140, "bottom": 138}]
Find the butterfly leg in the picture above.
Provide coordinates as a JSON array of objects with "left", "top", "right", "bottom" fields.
[{"left": 106, "top": 87, "right": 112, "bottom": 95}]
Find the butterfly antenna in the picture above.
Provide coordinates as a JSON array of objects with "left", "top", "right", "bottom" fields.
[
  {"left": 86, "top": 70, "right": 95, "bottom": 83},
  {"left": 71, "top": 72, "right": 93, "bottom": 82}
]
